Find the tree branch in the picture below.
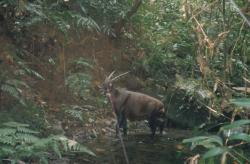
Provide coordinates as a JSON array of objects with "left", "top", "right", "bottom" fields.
[{"left": 112, "top": 0, "right": 142, "bottom": 37}]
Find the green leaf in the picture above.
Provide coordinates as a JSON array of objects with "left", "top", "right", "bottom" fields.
[
  {"left": 183, "top": 135, "right": 223, "bottom": 146},
  {"left": 230, "top": 98, "right": 250, "bottom": 107},
  {"left": 203, "top": 147, "right": 228, "bottom": 159},
  {"left": 220, "top": 120, "right": 250, "bottom": 131},
  {"left": 228, "top": 133, "right": 250, "bottom": 143},
  {"left": 183, "top": 135, "right": 223, "bottom": 150},
  {"left": 77, "top": 145, "right": 96, "bottom": 156}
]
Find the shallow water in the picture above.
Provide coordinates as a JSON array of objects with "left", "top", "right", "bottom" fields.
[{"left": 79, "top": 129, "right": 193, "bottom": 164}]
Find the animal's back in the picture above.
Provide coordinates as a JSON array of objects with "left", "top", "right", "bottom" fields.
[{"left": 121, "top": 89, "right": 164, "bottom": 121}]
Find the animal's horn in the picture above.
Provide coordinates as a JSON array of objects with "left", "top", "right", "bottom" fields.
[
  {"left": 111, "top": 71, "right": 130, "bottom": 81},
  {"left": 107, "top": 71, "right": 116, "bottom": 80}
]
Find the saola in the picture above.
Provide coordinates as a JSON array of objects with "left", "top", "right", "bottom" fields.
[{"left": 102, "top": 71, "right": 166, "bottom": 138}]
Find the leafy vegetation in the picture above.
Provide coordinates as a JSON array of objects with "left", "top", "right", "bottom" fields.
[
  {"left": 0, "top": 121, "right": 94, "bottom": 164},
  {"left": 0, "top": 0, "right": 250, "bottom": 163},
  {"left": 183, "top": 119, "right": 250, "bottom": 163}
]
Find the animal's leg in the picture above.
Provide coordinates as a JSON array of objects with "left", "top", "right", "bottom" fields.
[
  {"left": 122, "top": 117, "right": 127, "bottom": 136},
  {"left": 116, "top": 121, "right": 119, "bottom": 136},
  {"left": 158, "top": 119, "right": 165, "bottom": 135},
  {"left": 155, "top": 109, "right": 166, "bottom": 135},
  {"left": 116, "top": 110, "right": 127, "bottom": 136},
  {"left": 119, "top": 110, "right": 127, "bottom": 136},
  {"left": 116, "top": 112, "right": 123, "bottom": 136},
  {"left": 149, "top": 111, "right": 157, "bottom": 138}
]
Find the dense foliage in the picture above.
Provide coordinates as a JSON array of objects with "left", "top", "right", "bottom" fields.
[
  {"left": 0, "top": 0, "right": 249, "bottom": 163},
  {"left": 0, "top": 121, "right": 94, "bottom": 163}
]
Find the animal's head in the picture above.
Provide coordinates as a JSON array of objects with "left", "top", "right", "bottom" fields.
[{"left": 101, "top": 71, "right": 129, "bottom": 96}]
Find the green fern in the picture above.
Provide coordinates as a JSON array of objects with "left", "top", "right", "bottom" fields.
[
  {"left": 0, "top": 122, "right": 95, "bottom": 163},
  {"left": 72, "top": 57, "right": 93, "bottom": 69},
  {"left": 16, "top": 126, "right": 39, "bottom": 134},
  {"left": 65, "top": 109, "right": 83, "bottom": 121},
  {"left": 23, "top": 1, "right": 100, "bottom": 34},
  {"left": 57, "top": 136, "right": 95, "bottom": 156},
  {"left": 65, "top": 72, "right": 91, "bottom": 97},
  {"left": 5, "top": 79, "right": 29, "bottom": 89},
  {"left": 1, "top": 84, "right": 20, "bottom": 99},
  {"left": 0, "top": 60, "right": 44, "bottom": 106},
  {"left": 0, "top": 128, "right": 16, "bottom": 136},
  {"left": 3, "top": 121, "right": 29, "bottom": 128},
  {"left": 17, "top": 61, "right": 45, "bottom": 80},
  {"left": 61, "top": 105, "right": 84, "bottom": 121}
]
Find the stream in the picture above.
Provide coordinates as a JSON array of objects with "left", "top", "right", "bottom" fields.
[{"left": 70, "top": 128, "right": 193, "bottom": 164}]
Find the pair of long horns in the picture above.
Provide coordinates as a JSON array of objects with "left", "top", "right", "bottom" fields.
[{"left": 106, "top": 71, "right": 130, "bottom": 82}]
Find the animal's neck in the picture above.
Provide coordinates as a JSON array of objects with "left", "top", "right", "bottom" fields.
[{"left": 107, "top": 88, "right": 119, "bottom": 112}]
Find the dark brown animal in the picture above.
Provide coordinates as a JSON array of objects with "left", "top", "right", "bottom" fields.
[{"left": 102, "top": 71, "right": 166, "bottom": 138}]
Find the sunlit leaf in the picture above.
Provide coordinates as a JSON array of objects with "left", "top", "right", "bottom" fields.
[
  {"left": 203, "top": 147, "right": 228, "bottom": 159},
  {"left": 228, "top": 133, "right": 250, "bottom": 142},
  {"left": 220, "top": 120, "right": 250, "bottom": 131},
  {"left": 183, "top": 135, "right": 223, "bottom": 146},
  {"left": 230, "top": 98, "right": 250, "bottom": 107}
]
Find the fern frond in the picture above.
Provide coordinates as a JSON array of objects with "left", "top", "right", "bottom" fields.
[
  {"left": 1, "top": 84, "right": 20, "bottom": 98},
  {"left": 65, "top": 109, "right": 83, "bottom": 121},
  {"left": 51, "top": 141, "right": 62, "bottom": 158},
  {"left": 65, "top": 72, "right": 91, "bottom": 97},
  {"left": 25, "top": 2, "right": 47, "bottom": 19},
  {"left": 32, "top": 137, "right": 54, "bottom": 149},
  {"left": 3, "top": 122, "right": 29, "bottom": 128},
  {"left": 0, "top": 146, "right": 15, "bottom": 157},
  {"left": 17, "top": 61, "right": 45, "bottom": 80},
  {"left": 39, "top": 156, "right": 49, "bottom": 164},
  {"left": 0, "top": 136, "right": 15, "bottom": 145},
  {"left": 50, "top": 15, "right": 69, "bottom": 34},
  {"left": 14, "top": 69, "right": 26, "bottom": 76},
  {"left": 15, "top": 133, "right": 39, "bottom": 143},
  {"left": 0, "top": 128, "right": 16, "bottom": 136},
  {"left": 16, "top": 127, "right": 39, "bottom": 134},
  {"left": 72, "top": 14, "right": 100, "bottom": 31},
  {"left": 57, "top": 136, "right": 95, "bottom": 156},
  {"left": 73, "top": 57, "right": 93, "bottom": 69},
  {"left": 0, "top": 122, "right": 94, "bottom": 162},
  {"left": 5, "top": 79, "right": 29, "bottom": 89}
]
